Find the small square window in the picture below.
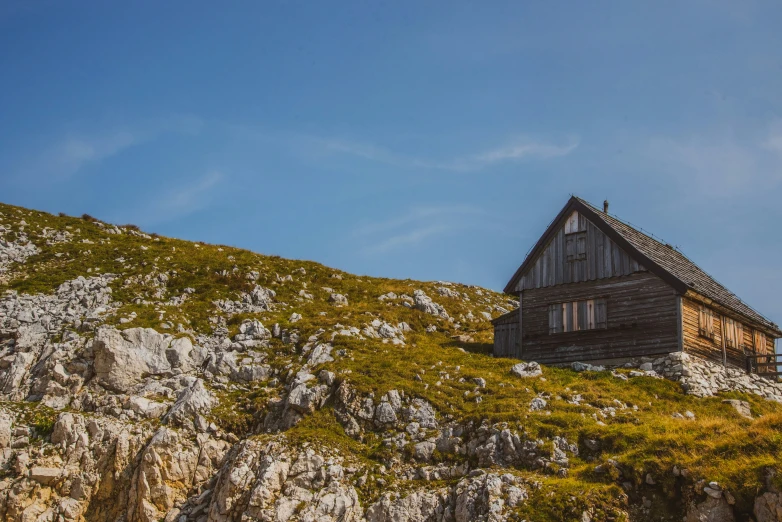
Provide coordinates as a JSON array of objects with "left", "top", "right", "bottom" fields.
[{"left": 566, "top": 231, "right": 587, "bottom": 261}]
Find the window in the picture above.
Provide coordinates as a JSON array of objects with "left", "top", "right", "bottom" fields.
[
  {"left": 754, "top": 330, "right": 767, "bottom": 354},
  {"left": 549, "top": 299, "right": 607, "bottom": 333},
  {"left": 698, "top": 307, "right": 714, "bottom": 339},
  {"left": 723, "top": 317, "right": 743, "bottom": 349},
  {"left": 566, "top": 232, "right": 587, "bottom": 261},
  {"left": 564, "top": 211, "right": 582, "bottom": 234}
]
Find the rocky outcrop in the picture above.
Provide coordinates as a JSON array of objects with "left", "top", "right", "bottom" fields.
[
  {"left": 685, "top": 495, "right": 735, "bottom": 522},
  {"left": 366, "top": 490, "right": 450, "bottom": 522},
  {"left": 0, "top": 274, "right": 115, "bottom": 403},
  {"left": 0, "top": 229, "right": 38, "bottom": 275},
  {"left": 653, "top": 352, "right": 782, "bottom": 402},
  {"left": 413, "top": 290, "right": 449, "bottom": 320},
  {"left": 93, "top": 327, "right": 207, "bottom": 393},
  {"left": 207, "top": 439, "right": 362, "bottom": 522},
  {"left": 162, "top": 378, "right": 214, "bottom": 430},
  {"left": 0, "top": 407, "right": 230, "bottom": 522},
  {"left": 754, "top": 491, "right": 782, "bottom": 522}
]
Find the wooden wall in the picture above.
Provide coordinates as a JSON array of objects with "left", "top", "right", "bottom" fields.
[
  {"left": 493, "top": 310, "right": 520, "bottom": 358},
  {"left": 521, "top": 272, "right": 679, "bottom": 364},
  {"left": 681, "top": 296, "right": 777, "bottom": 370},
  {"left": 518, "top": 212, "right": 645, "bottom": 291}
]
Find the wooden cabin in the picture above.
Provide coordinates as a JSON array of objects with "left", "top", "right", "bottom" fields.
[{"left": 493, "top": 196, "right": 781, "bottom": 376}]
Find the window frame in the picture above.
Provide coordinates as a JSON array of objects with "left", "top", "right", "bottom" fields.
[
  {"left": 565, "top": 231, "right": 587, "bottom": 262},
  {"left": 549, "top": 298, "right": 607, "bottom": 334},
  {"left": 754, "top": 330, "right": 767, "bottom": 354},
  {"left": 723, "top": 317, "right": 743, "bottom": 349},
  {"left": 698, "top": 307, "right": 715, "bottom": 340}
]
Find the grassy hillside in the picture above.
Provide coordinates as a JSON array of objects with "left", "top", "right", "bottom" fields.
[{"left": 1, "top": 201, "right": 781, "bottom": 521}]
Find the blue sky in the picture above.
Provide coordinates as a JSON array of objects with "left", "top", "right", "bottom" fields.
[{"left": 2, "top": 1, "right": 782, "bottom": 323}]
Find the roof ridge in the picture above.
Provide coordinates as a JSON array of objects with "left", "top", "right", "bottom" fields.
[{"left": 575, "top": 196, "right": 675, "bottom": 249}]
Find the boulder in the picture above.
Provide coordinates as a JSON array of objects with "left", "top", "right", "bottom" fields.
[
  {"left": 571, "top": 362, "right": 606, "bottom": 372},
  {"left": 367, "top": 491, "right": 447, "bottom": 522},
  {"left": 722, "top": 399, "right": 752, "bottom": 419},
  {"left": 412, "top": 290, "right": 449, "bottom": 319},
  {"left": 754, "top": 492, "right": 782, "bottom": 522},
  {"left": 29, "top": 466, "right": 61, "bottom": 485},
  {"left": 510, "top": 362, "right": 542, "bottom": 378},
  {"left": 413, "top": 441, "right": 436, "bottom": 461},
  {"left": 0, "top": 411, "right": 12, "bottom": 448},
  {"left": 374, "top": 402, "right": 397, "bottom": 426},
  {"left": 93, "top": 327, "right": 206, "bottom": 393},
  {"left": 686, "top": 494, "right": 735, "bottom": 522},
  {"left": 128, "top": 396, "right": 168, "bottom": 419},
  {"left": 329, "top": 293, "right": 349, "bottom": 307},
  {"left": 529, "top": 397, "right": 547, "bottom": 411},
  {"left": 309, "top": 343, "right": 334, "bottom": 366},
  {"left": 162, "top": 378, "right": 214, "bottom": 429}
]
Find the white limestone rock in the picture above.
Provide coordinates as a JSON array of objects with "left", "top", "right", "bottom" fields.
[
  {"left": 92, "top": 327, "right": 206, "bottom": 393},
  {"left": 510, "top": 362, "right": 542, "bottom": 378},
  {"left": 413, "top": 290, "right": 449, "bottom": 319}
]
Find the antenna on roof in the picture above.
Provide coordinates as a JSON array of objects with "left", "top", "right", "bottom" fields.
[{"left": 603, "top": 199, "right": 609, "bottom": 213}]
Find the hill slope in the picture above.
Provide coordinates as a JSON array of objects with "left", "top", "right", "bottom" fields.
[{"left": 0, "top": 202, "right": 781, "bottom": 522}]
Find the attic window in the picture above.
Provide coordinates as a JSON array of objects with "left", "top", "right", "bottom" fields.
[
  {"left": 566, "top": 231, "right": 587, "bottom": 261},
  {"left": 564, "top": 211, "right": 585, "bottom": 234},
  {"left": 549, "top": 299, "right": 607, "bottom": 333},
  {"left": 698, "top": 307, "right": 714, "bottom": 339}
]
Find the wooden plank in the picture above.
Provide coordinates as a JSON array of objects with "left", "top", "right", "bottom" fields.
[
  {"left": 521, "top": 214, "right": 647, "bottom": 291},
  {"left": 676, "top": 295, "right": 683, "bottom": 352},
  {"left": 521, "top": 272, "right": 679, "bottom": 364}
]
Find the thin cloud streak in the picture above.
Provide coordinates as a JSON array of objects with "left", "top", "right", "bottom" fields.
[
  {"left": 137, "top": 170, "right": 225, "bottom": 226},
  {"left": 319, "top": 135, "right": 579, "bottom": 171},
  {"left": 354, "top": 205, "right": 483, "bottom": 237},
  {"left": 365, "top": 224, "right": 450, "bottom": 254},
  {"left": 356, "top": 204, "right": 509, "bottom": 255},
  {"left": 473, "top": 139, "right": 579, "bottom": 164},
  {"left": 18, "top": 115, "right": 203, "bottom": 181},
  {"left": 36, "top": 130, "right": 138, "bottom": 180}
]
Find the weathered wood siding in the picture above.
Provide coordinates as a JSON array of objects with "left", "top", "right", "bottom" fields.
[
  {"left": 521, "top": 272, "right": 678, "bottom": 364},
  {"left": 681, "top": 297, "right": 729, "bottom": 365},
  {"left": 518, "top": 212, "right": 645, "bottom": 291},
  {"left": 493, "top": 310, "right": 520, "bottom": 358},
  {"left": 682, "top": 296, "right": 777, "bottom": 370}
]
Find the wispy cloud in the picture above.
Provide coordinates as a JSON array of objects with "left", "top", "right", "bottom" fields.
[
  {"left": 19, "top": 115, "right": 203, "bottom": 181},
  {"left": 44, "top": 131, "right": 138, "bottom": 178},
  {"left": 472, "top": 139, "right": 579, "bottom": 164},
  {"left": 318, "top": 135, "right": 579, "bottom": 172},
  {"left": 354, "top": 205, "right": 482, "bottom": 237},
  {"left": 356, "top": 205, "right": 489, "bottom": 254},
  {"left": 138, "top": 170, "right": 225, "bottom": 226},
  {"left": 366, "top": 224, "right": 451, "bottom": 254}
]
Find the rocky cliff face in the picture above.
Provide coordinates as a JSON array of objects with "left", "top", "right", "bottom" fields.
[{"left": 0, "top": 203, "right": 781, "bottom": 522}]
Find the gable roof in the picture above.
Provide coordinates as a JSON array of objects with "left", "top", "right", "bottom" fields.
[{"left": 504, "top": 196, "right": 781, "bottom": 335}]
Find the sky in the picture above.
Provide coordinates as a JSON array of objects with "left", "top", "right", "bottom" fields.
[{"left": 1, "top": 1, "right": 782, "bottom": 323}]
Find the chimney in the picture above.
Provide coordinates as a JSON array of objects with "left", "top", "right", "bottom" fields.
[{"left": 603, "top": 200, "right": 609, "bottom": 213}]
